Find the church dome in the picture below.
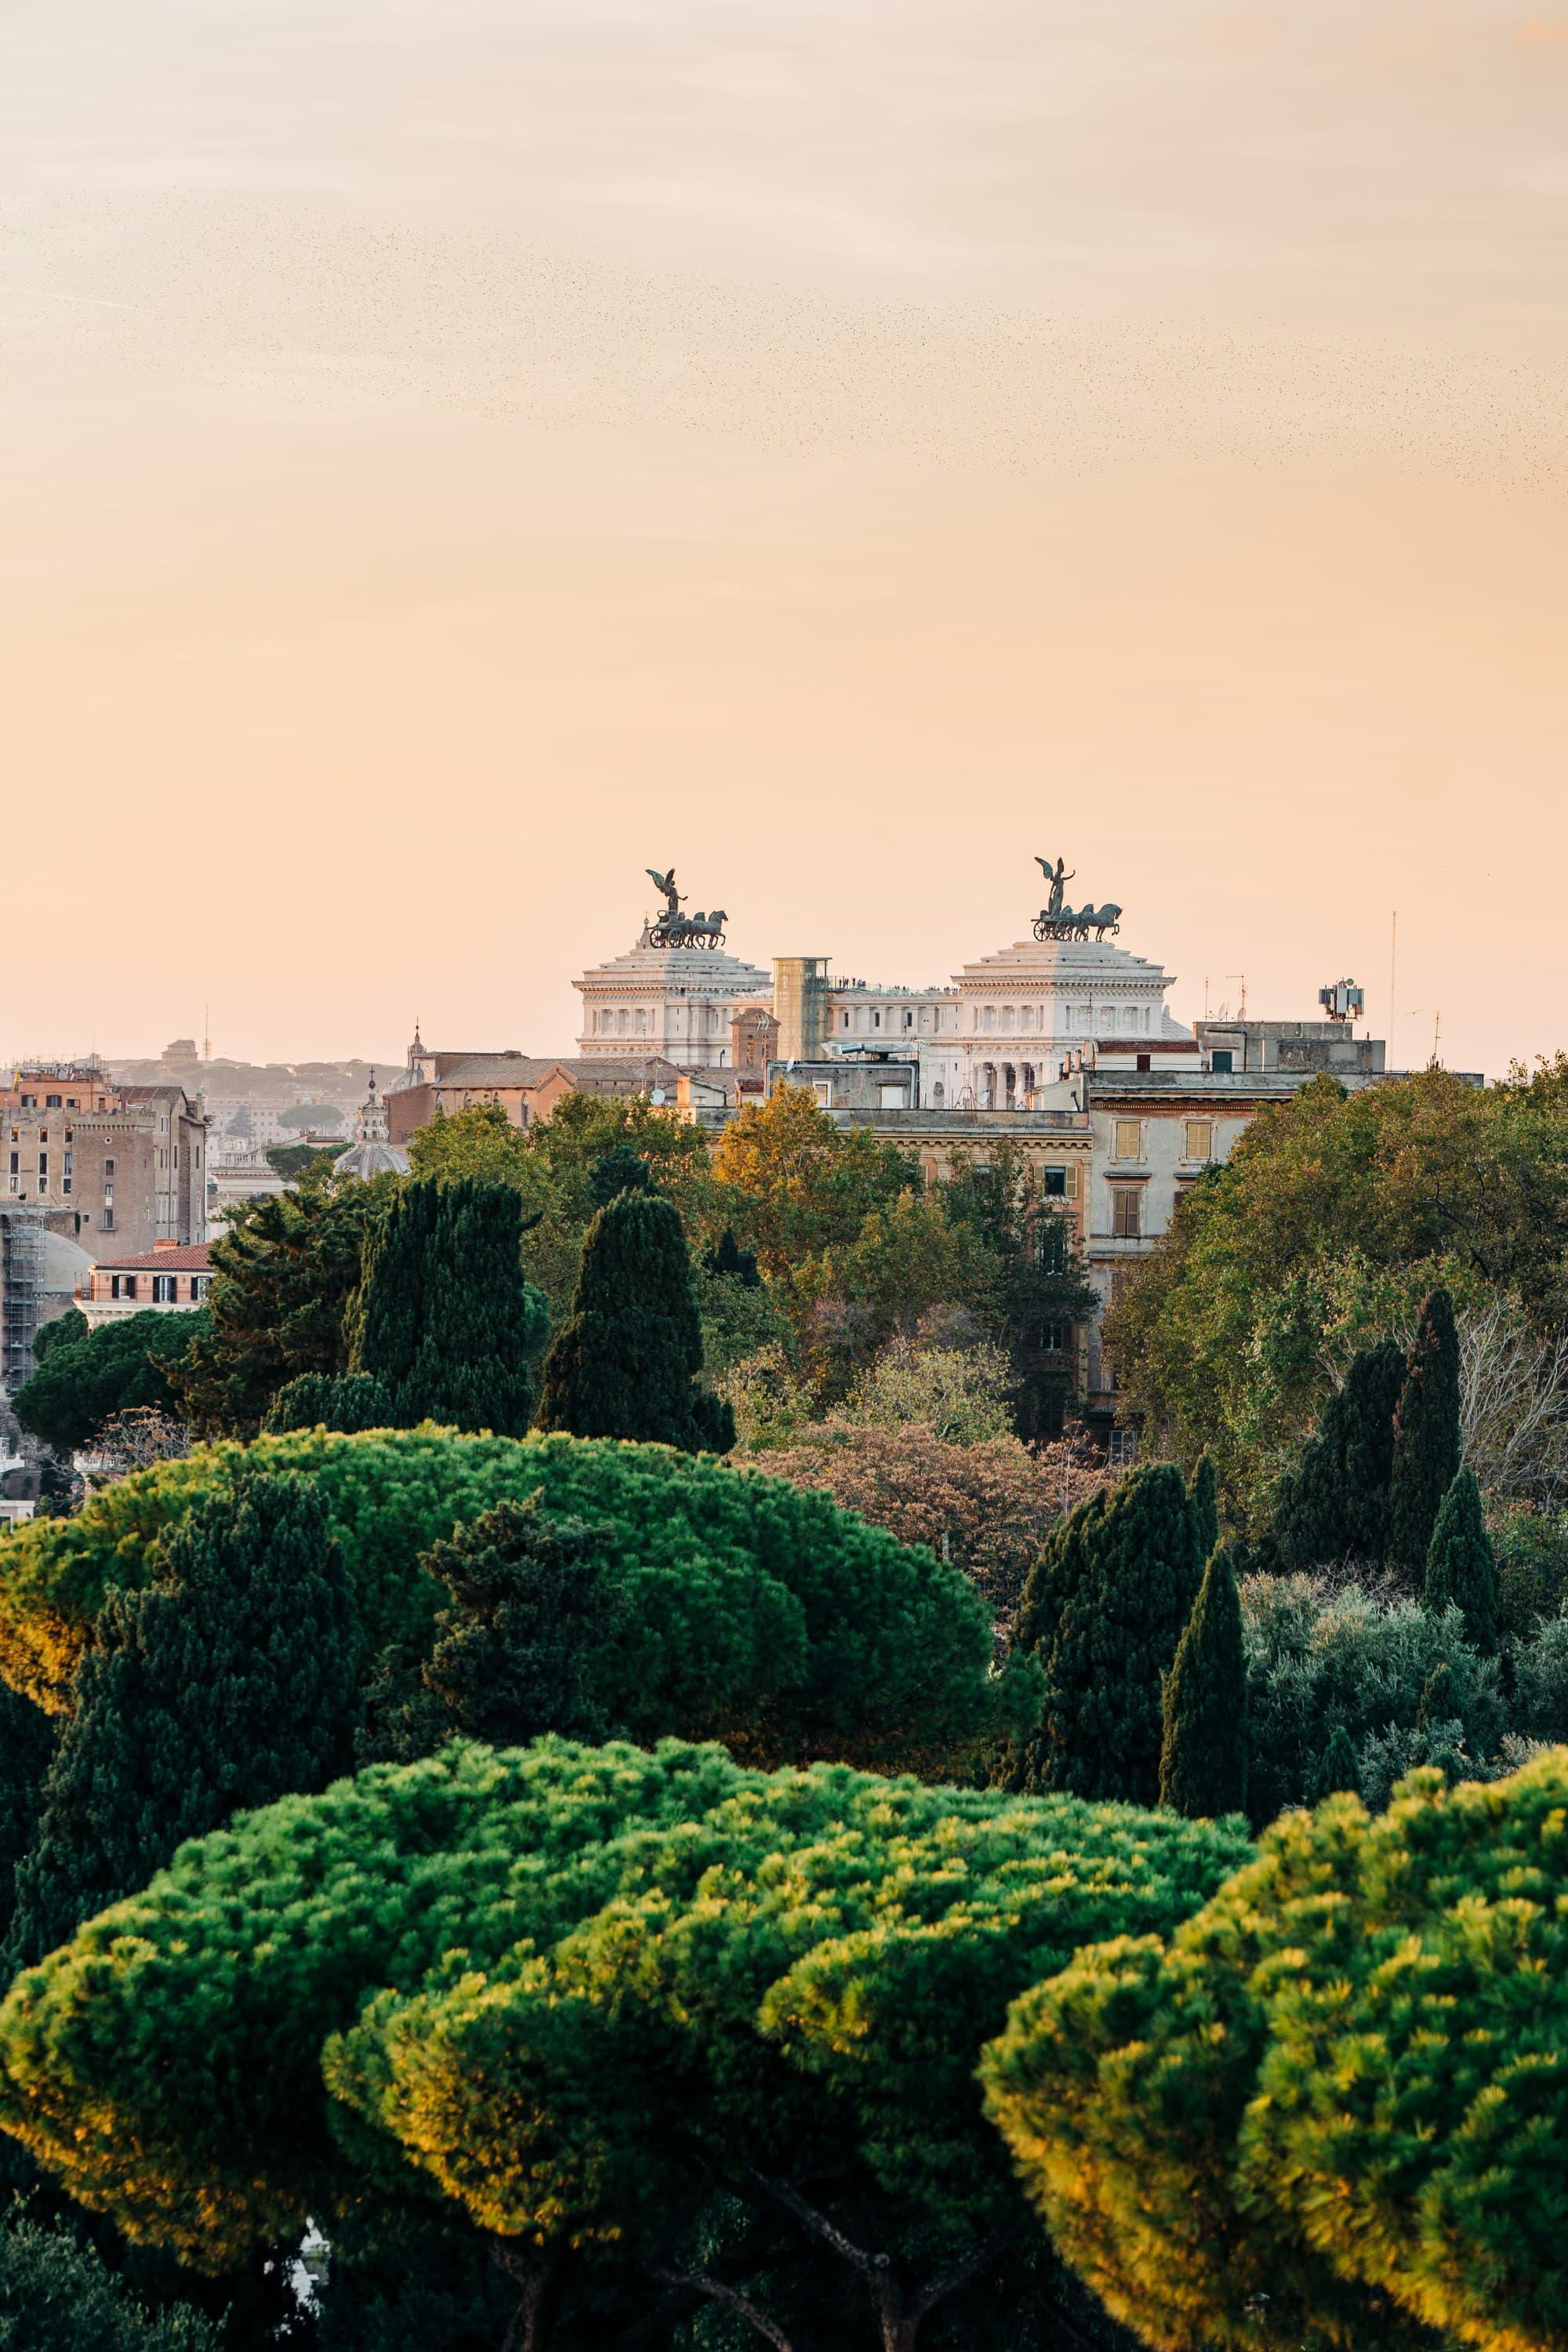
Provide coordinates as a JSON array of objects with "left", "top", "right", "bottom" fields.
[{"left": 333, "top": 1072, "right": 411, "bottom": 1181}]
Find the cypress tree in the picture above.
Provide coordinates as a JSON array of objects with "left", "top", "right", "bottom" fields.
[
  {"left": 1188, "top": 1453, "right": 1220, "bottom": 1566},
  {"left": 1311, "top": 1722, "right": 1363, "bottom": 1801},
  {"left": 1273, "top": 1338, "right": 1404, "bottom": 1569},
  {"left": 360, "top": 1496, "right": 625, "bottom": 1763},
  {"left": 347, "top": 1176, "right": 550, "bottom": 1436},
  {"left": 706, "top": 1228, "right": 761, "bottom": 1287},
  {"left": 6, "top": 1474, "right": 361, "bottom": 1968},
  {"left": 1036, "top": 1462, "right": 1204, "bottom": 1804},
  {"left": 1424, "top": 1467, "right": 1499, "bottom": 1656},
  {"left": 262, "top": 1369, "right": 391, "bottom": 1434},
  {"left": 1388, "top": 1290, "right": 1462, "bottom": 1578},
  {"left": 586, "top": 1147, "right": 652, "bottom": 1209},
  {"left": 1159, "top": 1545, "right": 1247, "bottom": 1819},
  {"left": 535, "top": 1191, "right": 735, "bottom": 1453}
]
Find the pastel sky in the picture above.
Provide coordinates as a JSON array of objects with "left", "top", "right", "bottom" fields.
[{"left": 2, "top": 1, "right": 1564, "bottom": 1076}]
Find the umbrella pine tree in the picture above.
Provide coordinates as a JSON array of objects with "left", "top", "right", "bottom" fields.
[{"left": 6, "top": 1474, "right": 360, "bottom": 1969}]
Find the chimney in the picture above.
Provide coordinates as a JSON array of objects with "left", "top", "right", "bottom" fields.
[{"left": 773, "top": 958, "right": 830, "bottom": 1063}]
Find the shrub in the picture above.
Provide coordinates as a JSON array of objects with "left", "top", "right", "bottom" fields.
[
  {"left": 0, "top": 1430, "right": 1022, "bottom": 1771},
  {"left": 1240, "top": 1571, "right": 1503, "bottom": 1823}
]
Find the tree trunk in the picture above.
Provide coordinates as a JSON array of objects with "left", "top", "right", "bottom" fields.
[{"left": 491, "top": 2236, "right": 568, "bottom": 2352}]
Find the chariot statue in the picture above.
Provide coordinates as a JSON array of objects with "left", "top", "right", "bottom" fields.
[
  {"left": 641, "top": 867, "right": 727, "bottom": 949},
  {"left": 1032, "top": 855, "right": 1121, "bottom": 942}
]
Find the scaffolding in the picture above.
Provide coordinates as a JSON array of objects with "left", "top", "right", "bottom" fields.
[{"left": 0, "top": 1207, "right": 48, "bottom": 1396}]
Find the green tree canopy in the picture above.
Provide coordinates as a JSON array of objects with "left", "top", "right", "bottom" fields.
[
  {"left": 0, "top": 1738, "right": 1247, "bottom": 2351},
  {"left": 1103, "top": 1067, "right": 1568, "bottom": 1523},
  {"left": 5, "top": 1472, "right": 361, "bottom": 1969},
  {"left": 536, "top": 1191, "right": 733, "bottom": 1454},
  {"left": 0, "top": 1430, "right": 1025, "bottom": 1774},
  {"left": 13, "top": 1311, "right": 212, "bottom": 1457},
  {"left": 347, "top": 1177, "right": 549, "bottom": 1437},
  {"left": 172, "top": 1167, "right": 394, "bottom": 1439},
  {"left": 0, "top": 2211, "right": 220, "bottom": 2350},
  {"left": 983, "top": 1749, "right": 1568, "bottom": 2352}
]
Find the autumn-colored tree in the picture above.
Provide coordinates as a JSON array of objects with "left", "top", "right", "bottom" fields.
[
  {"left": 752, "top": 1420, "right": 1105, "bottom": 1628},
  {"left": 711, "top": 1083, "right": 916, "bottom": 1283}
]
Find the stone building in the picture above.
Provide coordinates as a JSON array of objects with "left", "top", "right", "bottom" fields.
[{"left": 2, "top": 1064, "right": 207, "bottom": 1251}]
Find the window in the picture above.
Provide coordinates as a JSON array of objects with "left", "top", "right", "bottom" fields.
[
  {"left": 45, "top": 1094, "right": 60, "bottom": 1109},
  {"left": 37, "top": 1155, "right": 47, "bottom": 1182},
  {"left": 191, "top": 1276, "right": 205, "bottom": 1301},
  {"left": 1039, "top": 1321, "right": 1068, "bottom": 1352},
  {"left": 1108, "top": 1429, "right": 1139, "bottom": 1470},
  {"left": 982, "top": 1006, "right": 996, "bottom": 1032},
  {"left": 1112, "top": 1185, "right": 1142, "bottom": 1239},
  {"left": 152, "top": 1275, "right": 176, "bottom": 1303},
  {"left": 111, "top": 1274, "right": 138, "bottom": 1300},
  {"left": 814, "top": 1082, "right": 833, "bottom": 1107},
  {"left": 104, "top": 1157, "right": 114, "bottom": 1175},
  {"left": 1040, "top": 1166, "right": 1066, "bottom": 1198},
  {"left": 841, "top": 1011, "right": 850, "bottom": 1030},
  {"left": 1185, "top": 1120, "right": 1214, "bottom": 1162},
  {"left": 1113, "top": 1119, "right": 1142, "bottom": 1160},
  {"left": 878, "top": 1083, "right": 908, "bottom": 1108},
  {"left": 1038, "top": 1220, "right": 1069, "bottom": 1272},
  {"left": 6, "top": 1155, "right": 15, "bottom": 1177},
  {"left": 1210, "top": 1049, "right": 1233, "bottom": 1074}
]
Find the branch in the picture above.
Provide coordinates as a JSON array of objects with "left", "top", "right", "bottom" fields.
[
  {"left": 649, "top": 2266, "right": 795, "bottom": 2352},
  {"left": 909, "top": 2227, "right": 1016, "bottom": 2321},
  {"left": 746, "top": 2169, "right": 884, "bottom": 2281}
]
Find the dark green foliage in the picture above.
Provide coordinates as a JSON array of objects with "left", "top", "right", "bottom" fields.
[
  {"left": 5, "top": 1473, "right": 361, "bottom": 1968},
  {"left": 359, "top": 1497, "right": 624, "bottom": 1763},
  {"left": 941, "top": 1147, "right": 1099, "bottom": 1441},
  {"left": 1310, "top": 1722, "right": 1362, "bottom": 1800},
  {"left": 0, "top": 1685, "right": 53, "bottom": 1947},
  {"left": 1159, "top": 1547, "right": 1247, "bottom": 1819},
  {"left": 1423, "top": 1467, "right": 1499, "bottom": 1656},
  {"left": 13, "top": 1311, "right": 212, "bottom": 1455},
  {"left": 1015, "top": 1465, "right": 1204, "bottom": 1804},
  {"left": 536, "top": 1190, "right": 735, "bottom": 1453},
  {"left": 31, "top": 1309, "right": 87, "bottom": 1364},
  {"left": 263, "top": 1370, "right": 393, "bottom": 1434},
  {"left": 1187, "top": 1452, "right": 1219, "bottom": 1563},
  {"left": 0, "top": 2209, "right": 220, "bottom": 2349},
  {"left": 348, "top": 1177, "right": 549, "bottom": 1436},
  {"left": 172, "top": 1171, "right": 390, "bottom": 1439},
  {"left": 586, "top": 1145, "right": 654, "bottom": 1209},
  {"left": 706, "top": 1225, "right": 761, "bottom": 1286},
  {"left": 1272, "top": 1338, "right": 1404, "bottom": 1569},
  {"left": 1387, "top": 1288, "right": 1461, "bottom": 1577},
  {"left": 0, "top": 1430, "right": 1017, "bottom": 1773},
  {"left": 983, "top": 1751, "right": 1568, "bottom": 2352},
  {"left": 264, "top": 1142, "right": 342, "bottom": 1182},
  {"left": 0, "top": 1735, "right": 1246, "bottom": 2342}
]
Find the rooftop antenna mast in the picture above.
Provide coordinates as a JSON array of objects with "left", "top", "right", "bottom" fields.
[
  {"left": 1225, "top": 973, "right": 1247, "bottom": 1018},
  {"left": 1388, "top": 910, "right": 1398, "bottom": 1050}
]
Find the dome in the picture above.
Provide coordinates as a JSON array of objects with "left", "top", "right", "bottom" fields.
[{"left": 333, "top": 1072, "right": 410, "bottom": 1181}]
